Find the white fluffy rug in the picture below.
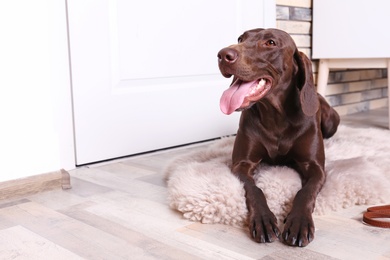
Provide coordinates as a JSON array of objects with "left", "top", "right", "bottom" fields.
[{"left": 165, "top": 125, "right": 390, "bottom": 227}]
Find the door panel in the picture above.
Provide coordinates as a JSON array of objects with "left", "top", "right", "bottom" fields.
[{"left": 68, "top": 0, "right": 275, "bottom": 165}]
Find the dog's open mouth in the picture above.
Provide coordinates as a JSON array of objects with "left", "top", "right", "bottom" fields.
[{"left": 220, "top": 77, "right": 272, "bottom": 115}]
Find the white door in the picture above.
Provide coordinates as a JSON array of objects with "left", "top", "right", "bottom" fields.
[{"left": 68, "top": 0, "right": 275, "bottom": 165}]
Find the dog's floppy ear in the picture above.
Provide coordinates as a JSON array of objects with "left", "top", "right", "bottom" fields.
[{"left": 294, "top": 51, "right": 319, "bottom": 116}]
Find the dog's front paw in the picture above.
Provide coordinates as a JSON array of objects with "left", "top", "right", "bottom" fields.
[
  {"left": 249, "top": 210, "right": 280, "bottom": 243},
  {"left": 282, "top": 213, "right": 315, "bottom": 247}
]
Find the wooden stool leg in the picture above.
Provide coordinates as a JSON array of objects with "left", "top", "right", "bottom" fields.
[{"left": 317, "top": 59, "right": 329, "bottom": 97}]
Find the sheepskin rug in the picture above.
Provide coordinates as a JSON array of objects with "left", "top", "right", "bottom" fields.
[{"left": 165, "top": 125, "right": 390, "bottom": 227}]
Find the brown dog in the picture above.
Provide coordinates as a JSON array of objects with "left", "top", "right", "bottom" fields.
[{"left": 217, "top": 28, "right": 340, "bottom": 247}]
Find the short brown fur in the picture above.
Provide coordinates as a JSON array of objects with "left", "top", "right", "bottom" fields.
[{"left": 217, "top": 28, "right": 340, "bottom": 247}]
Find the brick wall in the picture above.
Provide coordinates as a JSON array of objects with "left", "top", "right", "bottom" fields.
[{"left": 275, "top": 0, "right": 388, "bottom": 115}]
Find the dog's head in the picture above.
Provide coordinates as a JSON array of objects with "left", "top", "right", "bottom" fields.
[{"left": 218, "top": 28, "right": 318, "bottom": 116}]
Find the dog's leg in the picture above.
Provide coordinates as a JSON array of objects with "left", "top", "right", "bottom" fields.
[
  {"left": 232, "top": 161, "right": 280, "bottom": 243},
  {"left": 282, "top": 160, "right": 326, "bottom": 247},
  {"left": 231, "top": 134, "right": 280, "bottom": 243}
]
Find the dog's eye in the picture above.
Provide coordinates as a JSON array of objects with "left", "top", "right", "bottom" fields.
[
  {"left": 265, "top": 40, "right": 276, "bottom": 46},
  {"left": 238, "top": 37, "right": 243, "bottom": 43}
]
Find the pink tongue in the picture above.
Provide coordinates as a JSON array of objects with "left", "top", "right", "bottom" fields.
[{"left": 220, "top": 79, "right": 258, "bottom": 115}]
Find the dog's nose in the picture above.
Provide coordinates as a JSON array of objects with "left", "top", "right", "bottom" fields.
[{"left": 218, "top": 48, "right": 238, "bottom": 64}]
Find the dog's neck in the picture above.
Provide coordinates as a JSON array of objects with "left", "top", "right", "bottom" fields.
[{"left": 258, "top": 81, "right": 302, "bottom": 120}]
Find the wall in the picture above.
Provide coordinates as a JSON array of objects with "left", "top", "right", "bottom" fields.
[
  {"left": 0, "top": 1, "right": 75, "bottom": 182},
  {"left": 275, "top": 0, "right": 388, "bottom": 115}
]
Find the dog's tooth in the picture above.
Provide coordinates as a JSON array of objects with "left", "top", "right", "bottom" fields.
[
  {"left": 257, "top": 79, "right": 266, "bottom": 89},
  {"left": 248, "top": 79, "right": 267, "bottom": 97},
  {"left": 257, "top": 79, "right": 265, "bottom": 88}
]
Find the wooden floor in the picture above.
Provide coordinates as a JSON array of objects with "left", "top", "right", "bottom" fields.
[{"left": 0, "top": 108, "right": 389, "bottom": 260}]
